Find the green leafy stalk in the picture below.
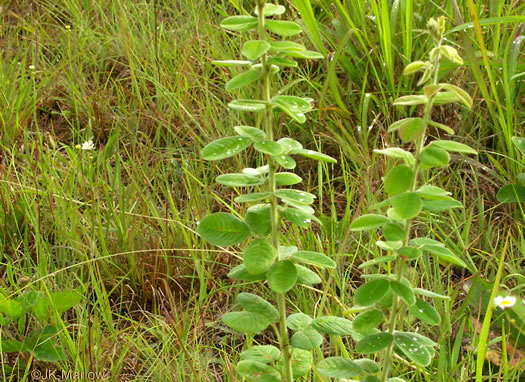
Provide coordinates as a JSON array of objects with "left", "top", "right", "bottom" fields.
[
  {"left": 198, "top": 1, "right": 340, "bottom": 381},
  {"left": 350, "top": 16, "right": 477, "bottom": 381}
]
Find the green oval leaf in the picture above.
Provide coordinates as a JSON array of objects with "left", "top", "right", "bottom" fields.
[
  {"left": 292, "top": 251, "right": 336, "bottom": 269},
  {"left": 237, "top": 293, "right": 279, "bottom": 322},
  {"left": 419, "top": 146, "right": 450, "bottom": 168},
  {"left": 285, "top": 50, "right": 324, "bottom": 59},
  {"left": 423, "top": 245, "right": 467, "bottom": 268},
  {"left": 234, "top": 125, "right": 266, "bottom": 141},
  {"left": 350, "top": 214, "right": 389, "bottom": 231},
  {"left": 441, "top": 84, "right": 473, "bottom": 108},
  {"left": 311, "top": 316, "right": 354, "bottom": 336},
  {"left": 355, "top": 279, "right": 390, "bottom": 306},
  {"left": 384, "top": 165, "right": 414, "bottom": 196},
  {"left": 225, "top": 69, "right": 260, "bottom": 91},
  {"left": 220, "top": 16, "right": 258, "bottom": 32},
  {"left": 265, "top": 19, "right": 302, "bottom": 36},
  {"left": 388, "top": 118, "right": 426, "bottom": 144},
  {"left": 430, "top": 140, "right": 477, "bottom": 155},
  {"left": 254, "top": 3, "right": 285, "bottom": 16},
  {"left": 267, "top": 260, "right": 297, "bottom": 293},
  {"left": 197, "top": 213, "right": 250, "bottom": 246},
  {"left": 243, "top": 238, "right": 276, "bottom": 274},
  {"left": 228, "top": 99, "right": 266, "bottom": 112},
  {"left": 254, "top": 141, "right": 284, "bottom": 156},
  {"left": 394, "top": 332, "right": 434, "bottom": 366},
  {"left": 496, "top": 184, "right": 525, "bottom": 203},
  {"left": 393, "top": 95, "right": 427, "bottom": 106},
  {"left": 227, "top": 264, "right": 266, "bottom": 281},
  {"left": 272, "top": 154, "right": 296, "bottom": 169},
  {"left": 354, "top": 358, "right": 380, "bottom": 374},
  {"left": 235, "top": 192, "right": 272, "bottom": 203},
  {"left": 374, "top": 147, "right": 415, "bottom": 165},
  {"left": 213, "top": 60, "right": 252, "bottom": 67},
  {"left": 275, "top": 173, "right": 302, "bottom": 186},
  {"left": 317, "top": 357, "right": 362, "bottom": 378},
  {"left": 242, "top": 40, "right": 271, "bottom": 60},
  {"left": 356, "top": 332, "right": 394, "bottom": 354},
  {"left": 390, "top": 280, "right": 416, "bottom": 306},
  {"left": 409, "top": 298, "right": 441, "bottom": 325},
  {"left": 240, "top": 345, "right": 281, "bottom": 363},
  {"left": 245, "top": 204, "right": 272, "bottom": 235},
  {"left": 237, "top": 360, "right": 280, "bottom": 382},
  {"left": 216, "top": 173, "right": 263, "bottom": 187},
  {"left": 422, "top": 199, "right": 463, "bottom": 212},
  {"left": 287, "top": 313, "right": 313, "bottom": 331},
  {"left": 290, "top": 148, "right": 337, "bottom": 163},
  {"left": 382, "top": 223, "right": 406, "bottom": 241},
  {"left": 291, "top": 328, "right": 323, "bottom": 350},
  {"left": 201, "top": 136, "right": 252, "bottom": 161},
  {"left": 222, "top": 311, "right": 270, "bottom": 333},
  {"left": 295, "top": 264, "right": 321, "bottom": 285},
  {"left": 272, "top": 96, "right": 312, "bottom": 123},
  {"left": 391, "top": 193, "right": 422, "bottom": 219},
  {"left": 353, "top": 310, "right": 384, "bottom": 333},
  {"left": 282, "top": 207, "right": 320, "bottom": 227},
  {"left": 275, "top": 189, "right": 315, "bottom": 205}
]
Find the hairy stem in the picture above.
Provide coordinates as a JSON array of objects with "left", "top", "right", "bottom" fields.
[
  {"left": 256, "top": 2, "right": 293, "bottom": 380},
  {"left": 380, "top": 32, "right": 443, "bottom": 382}
]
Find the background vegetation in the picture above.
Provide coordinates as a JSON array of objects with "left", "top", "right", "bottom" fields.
[{"left": 0, "top": 0, "right": 523, "bottom": 380}]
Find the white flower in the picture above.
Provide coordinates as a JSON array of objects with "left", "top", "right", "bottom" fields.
[
  {"left": 28, "top": 65, "right": 35, "bottom": 70},
  {"left": 494, "top": 295, "right": 516, "bottom": 309},
  {"left": 76, "top": 140, "right": 95, "bottom": 150}
]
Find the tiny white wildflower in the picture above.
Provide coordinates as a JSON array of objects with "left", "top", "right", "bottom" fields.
[
  {"left": 28, "top": 65, "right": 35, "bottom": 70},
  {"left": 78, "top": 140, "right": 95, "bottom": 150},
  {"left": 494, "top": 295, "right": 516, "bottom": 309}
]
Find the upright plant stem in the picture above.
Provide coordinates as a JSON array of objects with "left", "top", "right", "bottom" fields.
[
  {"left": 256, "top": 2, "right": 293, "bottom": 380},
  {"left": 380, "top": 34, "right": 443, "bottom": 382}
]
